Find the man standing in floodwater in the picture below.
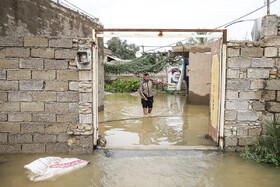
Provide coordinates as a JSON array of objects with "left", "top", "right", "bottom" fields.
[{"left": 139, "top": 73, "right": 159, "bottom": 115}]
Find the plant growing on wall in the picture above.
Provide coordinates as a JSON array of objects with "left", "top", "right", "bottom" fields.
[{"left": 240, "top": 118, "right": 280, "bottom": 166}]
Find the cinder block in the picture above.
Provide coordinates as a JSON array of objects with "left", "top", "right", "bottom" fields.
[
  {"left": 226, "top": 91, "right": 238, "bottom": 100},
  {"left": 226, "top": 101, "right": 248, "bottom": 110},
  {"left": 21, "top": 123, "right": 45, "bottom": 133},
  {"left": 0, "top": 48, "right": 5, "bottom": 58},
  {"left": 252, "top": 102, "right": 265, "bottom": 110},
  {"left": 8, "top": 92, "right": 32, "bottom": 102},
  {"left": 69, "top": 82, "right": 79, "bottom": 91},
  {"left": 241, "top": 48, "right": 263, "bottom": 58},
  {"left": 21, "top": 102, "right": 44, "bottom": 112},
  {"left": 46, "top": 143, "right": 68, "bottom": 153},
  {"left": 237, "top": 126, "right": 248, "bottom": 136},
  {"left": 44, "top": 59, "right": 68, "bottom": 70},
  {"left": 31, "top": 48, "right": 54, "bottom": 58},
  {"left": 267, "top": 102, "right": 280, "bottom": 112},
  {"left": 225, "top": 111, "right": 236, "bottom": 120},
  {"left": 265, "top": 80, "right": 280, "bottom": 90},
  {"left": 5, "top": 48, "right": 30, "bottom": 58},
  {"left": 57, "top": 92, "right": 79, "bottom": 102},
  {"left": 8, "top": 113, "right": 32, "bottom": 122},
  {"left": 0, "top": 81, "right": 18, "bottom": 91},
  {"left": 80, "top": 136, "right": 93, "bottom": 147},
  {"left": 45, "top": 103, "right": 69, "bottom": 113},
  {"left": 227, "top": 48, "right": 240, "bottom": 57},
  {"left": 55, "top": 49, "right": 77, "bottom": 59},
  {"left": 0, "top": 59, "right": 19, "bottom": 69},
  {"left": 57, "top": 133, "right": 70, "bottom": 142},
  {"left": 32, "top": 114, "right": 56, "bottom": 122},
  {"left": 69, "top": 103, "right": 79, "bottom": 113},
  {"left": 264, "top": 90, "right": 276, "bottom": 101},
  {"left": 226, "top": 69, "right": 239, "bottom": 79},
  {"left": 227, "top": 57, "right": 250, "bottom": 68},
  {"left": 239, "top": 91, "right": 262, "bottom": 100},
  {"left": 80, "top": 93, "right": 92, "bottom": 103},
  {"left": 249, "top": 128, "right": 262, "bottom": 136},
  {"left": 225, "top": 137, "right": 237, "bottom": 147},
  {"left": 247, "top": 69, "right": 270, "bottom": 79},
  {"left": 32, "top": 92, "right": 56, "bottom": 101},
  {"left": 251, "top": 58, "right": 274, "bottom": 67},
  {"left": 0, "top": 92, "right": 7, "bottom": 101},
  {"left": 7, "top": 70, "right": 31, "bottom": 80},
  {"left": 250, "top": 80, "right": 264, "bottom": 89},
  {"left": 24, "top": 37, "right": 48, "bottom": 47},
  {"left": 22, "top": 144, "right": 45, "bottom": 153},
  {"left": 49, "top": 38, "right": 72, "bottom": 48},
  {"left": 0, "top": 113, "right": 7, "bottom": 122},
  {"left": 0, "top": 70, "right": 6, "bottom": 80},
  {"left": 227, "top": 80, "right": 250, "bottom": 90},
  {"left": 0, "top": 102, "right": 20, "bottom": 112},
  {"left": 79, "top": 114, "right": 92, "bottom": 123},
  {"left": 33, "top": 134, "right": 57, "bottom": 143},
  {"left": 265, "top": 36, "right": 280, "bottom": 46},
  {"left": 0, "top": 123, "right": 20, "bottom": 133},
  {"left": 45, "top": 81, "right": 68, "bottom": 91},
  {"left": 237, "top": 111, "right": 260, "bottom": 121},
  {"left": 0, "top": 37, "right": 23, "bottom": 47},
  {"left": 19, "top": 81, "right": 43, "bottom": 90},
  {"left": 32, "top": 70, "right": 56, "bottom": 80},
  {"left": 57, "top": 114, "right": 78, "bottom": 123},
  {"left": 57, "top": 70, "right": 79, "bottom": 80},
  {"left": 79, "top": 71, "right": 92, "bottom": 81},
  {"left": 19, "top": 58, "right": 43, "bottom": 69},
  {"left": 0, "top": 133, "right": 7, "bottom": 143},
  {"left": 69, "top": 144, "right": 93, "bottom": 154},
  {"left": 265, "top": 47, "right": 278, "bottom": 57},
  {"left": 9, "top": 134, "right": 32, "bottom": 143},
  {"left": 0, "top": 144, "right": 21, "bottom": 153},
  {"left": 45, "top": 123, "right": 68, "bottom": 133}
]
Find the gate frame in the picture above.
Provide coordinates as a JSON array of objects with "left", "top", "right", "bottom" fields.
[{"left": 92, "top": 28, "right": 227, "bottom": 150}]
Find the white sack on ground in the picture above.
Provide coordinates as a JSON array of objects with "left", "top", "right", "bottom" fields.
[{"left": 24, "top": 157, "right": 89, "bottom": 182}]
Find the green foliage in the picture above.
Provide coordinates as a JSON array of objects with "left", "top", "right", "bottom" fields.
[
  {"left": 105, "top": 53, "right": 180, "bottom": 74},
  {"left": 105, "top": 79, "right": 140, "bottom": 93},
  {"left": 107, "top": 37, "right": 139, "bottom": 60},
  {"left": 240, "top": 118, "right": 280, "bottom": 166}
]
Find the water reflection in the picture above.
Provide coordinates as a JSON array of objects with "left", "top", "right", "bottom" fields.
[{"left": 99, "top": 93, "right": 216, "bottom": 146}]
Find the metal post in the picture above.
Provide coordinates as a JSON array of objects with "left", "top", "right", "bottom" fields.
[
  {"left": 267, "top": 0, "right": 270, "bottom": 15},
  {"left": 92, "top": 29, "right": 99, "bottom": 146}
]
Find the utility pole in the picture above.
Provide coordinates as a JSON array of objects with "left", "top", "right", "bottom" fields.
[{"left": 267, "top": 0, "right": 270, "bottom": 15}]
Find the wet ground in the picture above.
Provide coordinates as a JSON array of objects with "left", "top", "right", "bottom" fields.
[{"left": 1, "top": 93, "right": 280, "bottom": 186}]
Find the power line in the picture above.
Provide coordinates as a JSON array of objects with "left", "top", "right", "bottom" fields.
[{"left": 214, "top": 0, "right": 278, "bottom": 29}]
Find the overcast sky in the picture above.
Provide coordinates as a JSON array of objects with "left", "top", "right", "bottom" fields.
[{"left": 64, "top": 0, "right": 280, "bottom": 52}]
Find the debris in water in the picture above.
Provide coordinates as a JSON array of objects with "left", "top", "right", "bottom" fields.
[{"left": 24, "top": 157, "right": 89, "bottom": 182}]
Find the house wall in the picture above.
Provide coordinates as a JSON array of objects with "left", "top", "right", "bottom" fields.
[
  {"left": 224, "top": 15, "right": 280, "bottom": 151},
  {"left": 0, "top": 0, "right": 104, "bottom": 154},
  {"left": 0, "top": 36, "right": 96, "bottom": 154}
]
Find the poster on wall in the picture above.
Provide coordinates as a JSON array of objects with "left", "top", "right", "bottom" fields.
[{"left": 167, "top": 65, "right": 184, "bottom": 90}]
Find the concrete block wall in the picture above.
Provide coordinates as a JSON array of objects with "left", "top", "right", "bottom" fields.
[
  {"left": 224, "top": 15, "right": 280, "bottom": 151},
  {"left": 0, "top": 36, "right": 99, "bottom": 154}
]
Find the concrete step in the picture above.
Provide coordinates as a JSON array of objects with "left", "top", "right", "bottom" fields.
[{"left": 102, "top": 145, "right": 219, "bottom": 151}]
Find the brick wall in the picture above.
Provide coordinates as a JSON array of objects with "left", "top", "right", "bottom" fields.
[
  {"left": 0, "top": 36, "right": 101, "bottom": 154},
  {"left": 224, "top": 15, "right": 280, "bottom": 151}
]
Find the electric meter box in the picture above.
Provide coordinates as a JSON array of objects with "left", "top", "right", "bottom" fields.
[{"left": 75, "top": 48, "right": 92, "bottom": 70}]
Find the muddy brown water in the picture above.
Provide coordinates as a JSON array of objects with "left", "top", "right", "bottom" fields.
[{"left": 1, "top": 93, "right": 280, "bottom": 186}]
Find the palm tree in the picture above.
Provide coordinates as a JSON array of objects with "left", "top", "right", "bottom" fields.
[{"left": 184, "top": 31, "right": 217, "bottom": 45}]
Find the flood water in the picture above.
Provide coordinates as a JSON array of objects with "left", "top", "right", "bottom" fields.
[{"left": 1, "top": 93, "right": 280, "bottom": 186}]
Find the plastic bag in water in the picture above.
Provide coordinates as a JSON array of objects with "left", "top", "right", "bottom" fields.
[{"left": 24, "top": 157, "right": 89, "bottom": 181}]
